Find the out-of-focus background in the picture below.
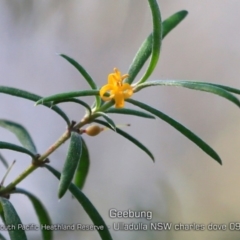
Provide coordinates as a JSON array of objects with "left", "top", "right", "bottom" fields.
[{"left": 0, "top": 0, "right": 240, "bottom": 239}]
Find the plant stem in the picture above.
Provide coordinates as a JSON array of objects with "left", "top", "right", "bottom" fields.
[
  {"left": 0, "top": 129, "right": 71, "bottom": 195},
  {"left": 0, "top": 101, "right": 115, "bottom": 195},
  {"left": 94, "top": 101, "right": 114, "bottom": 113}
]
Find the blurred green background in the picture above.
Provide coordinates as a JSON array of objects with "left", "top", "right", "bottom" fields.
[{"left": 0, "top": 0, "right": 240, "bottom": 239}]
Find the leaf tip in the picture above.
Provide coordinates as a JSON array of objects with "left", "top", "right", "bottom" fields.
[
  {"left": 214, "top": 155, "right": 222, "bottom": 165},
  {"left": 58, "top": 190, "right": 65, "bottom": 199},
  {"left": 149, "top": 153, "right": 155, "bottom": 162},
  {"left": 218, "top": 158, "right": 222, "bottom": 165},
  {"left": 59, "top": 53, "right": 65, "bottom": 58}
]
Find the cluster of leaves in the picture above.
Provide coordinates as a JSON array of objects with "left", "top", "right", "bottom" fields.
[{"left": 0, "top": 0, "right": 239, "bottom": 239}]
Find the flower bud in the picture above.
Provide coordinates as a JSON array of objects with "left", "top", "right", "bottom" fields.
[{"left": 85, "top": 125, "right": 103, "bottom": 136}]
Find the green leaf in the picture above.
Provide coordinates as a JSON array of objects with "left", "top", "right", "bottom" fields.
[
  {"left": 126, "top": 10, "right": 188, "bottom": 85},
  {"left": 94, "top": 119, "right": 154, "bottom": 162},
  {"left": 53, "top": 98, "right": 92, "bottom": 115},
  {"left": 12, "top": 188, "right": 52, "bottom": 240},
  {"left": 0, "top": 209, "right": 5, "bottom": 224},
  {"left": 59, "top": 54, "right": 101, "bottom": 108},
  {"left": 0, "top": 141, "right": 36, "bottom": 158},
  {"left": 0, "top": 197, "right": 27, "bottom": 240},
  {"left": 59, "top": 54, "right": 97, "bottom": 90},
  {"left": 106, "top": 108, "right": 155, "bottom": 119},
  {"left": 58, "top": 132, "right": 82, "bottom": 199},
  {"left": 0, "top": 120, "right": 37, "bottom": 154},
  {"left": 0, "top": 153, "right": 8, "bottom": 168},
  {"left": 74, "top": 138, "right": 90, "bottom": 190},
  {"left": 94, "top": 112, "right": 116, "bottom": 131},
  {"left": 98, "top": 100, "right": 115, "bottom": 113},
  {"left": 35, "top": 90, "right": 99, "bottom": 106},
  {"left": 188, "top": 82, "right": 240, "bottom": 95},
  {"left": 137, "top": 0, "right": 162, "bottom": 85},
  {"left": 127, "top": 99, "right": 222, "bottom": 164},
  {"left": 162, "top": 10, "right": 188, "bottom": 38},
  {"left": 134, "top": 80, "right": 240, "bottom": 108},
  {"left": 45, "top": 165, "right": 113, "bottom": 240},
  {"left": 0, "top": 86, "right": 70, "bottom": 126}
]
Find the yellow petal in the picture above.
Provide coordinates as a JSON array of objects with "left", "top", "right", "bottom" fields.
[
  {"left": 121, "top": 83, "right": 133, "bottom": 99},
  {"left": 121, "top": 74, "right": 129, "bottom": 80},
  {"left": 100, "top": 68, "right": 133, "bottom": 107},
  {"left": 100, "top": 84, "right": 115, "bottom": 101},
  {"left": 108, "top": 73, "right": 117, "bottom": 85},
  {"left": 114, "top": 92, "right": 125, "bottom": 108},
  {"left": 114, "top": 68, "right": 121, "bottom": 78}
]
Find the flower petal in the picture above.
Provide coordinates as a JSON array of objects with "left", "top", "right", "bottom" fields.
[
  {"left": 122, "top": 74, "right": 129, "bottom": 80},
  {"left": 114, "top": 92, "right": 125, "bottom": 108},
  {"left": 100, "top": 84, "right": 115, "bottom": 101},
  {"left": 108, "top": 74, "right": 117, "bottom": 85},
  {"left": 114, "top": 68, "right": 121, "bottom": 78},
  {"left": 100, "top": 68, "right": 133, "bottom": 107},
  {"left": 121, "top": 83, "right": 133, "bottom": 99}
]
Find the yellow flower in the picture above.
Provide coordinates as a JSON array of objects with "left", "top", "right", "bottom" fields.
[{"left": 100, "top": 68, "right": 133, "bottom": 108}]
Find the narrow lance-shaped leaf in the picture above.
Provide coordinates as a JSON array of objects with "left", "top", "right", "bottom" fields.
[
  {"left": 0, "top": 86, "right": 70, "bottom": 126},
  {"left": 0, "top": 120, "right": 37, "bottom": 153},
  {"left": 134, "top": 80, "right": 240, "bottom": 108},
  {"left": 0, "top": 208, "right": 5, "bottom": 223},
  {"left": 106, "top": 108, "right": 155, "bottom": 119},
  {"left": 45, "top": 165, "right": 113, "bottom": 240},
  {"left": 162, "top": 10, "right": 188, "bottom": 38},
  {"left": 0, "top": 141, "right": 36, "bottom": 158},
  {"left": 0, "top": 197, "right": 27, "bottom": 240},
  {"left": 12, "top": 188, "right": 52, "bottom": 240},
  {"left": 94, "top": 119, "right": 154, "bottom": 162},
  {"left": 74, "top": 138, "right": 90, "bottom": 190},
  {"left": 98, "top": 100, "right": 115, "bottom": 113},
  {"left": 0, "top": 153, "right": 8, "bottom": 168},
  {"left": 137, "top": 0, "right": 162, "bottom": 85},
  {"left": 59, "top": 54, "right": 101, "bottom": 108},
  {"left": 126, "top": 10, "right": 188, "bottom": 85},
  {"left": 187, "top": 82, "right": 240, "bottom": 95},
  {"left": 127, "top": 99, "right": 222, "bottom": 164},
  {"left": 94, "top": 112, "right": 116, "bottom": 131},
  {"left": 53, "top": 98, "right": 92, "bottom": 115},
  {"left": 58, "top": 132, "right": 82, "bottom": 199},
  {"left": 35, "top": 90, "right": 99, "bottom": 106}
]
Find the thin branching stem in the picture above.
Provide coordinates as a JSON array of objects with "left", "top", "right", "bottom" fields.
[{"left": 0, "top": 128, "right": 75, "bottom": 194}]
